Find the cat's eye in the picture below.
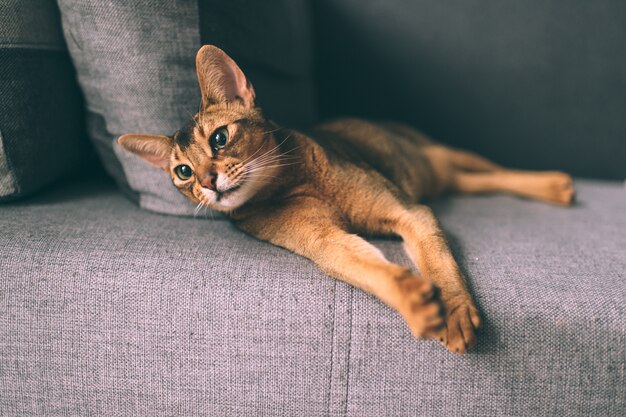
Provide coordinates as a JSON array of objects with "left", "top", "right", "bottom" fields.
[
  {"left": 210, "top": 127, "right": 229, "bottom": 150},
  {"left": 174, "top": 164, "right": 193, "bottom": 180}
]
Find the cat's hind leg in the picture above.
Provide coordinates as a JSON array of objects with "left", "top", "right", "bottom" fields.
[
  {"left": 452, "top": 170, "right": 575, "bottom": 205},
  {"left": 438, "top": 147, "right": 575, "bottom": 205},
  {"left": 447, "top": 149, "right": 502, "bottom": 172}
]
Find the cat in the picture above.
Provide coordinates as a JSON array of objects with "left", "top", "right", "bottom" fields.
[{"left": 119, "top": 45, "right": 575, "bottom": 354}]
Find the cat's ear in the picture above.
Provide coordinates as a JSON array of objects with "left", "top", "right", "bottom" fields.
[
  {"left": 118, "top": 134, "right": 173, "bottom": 171},
  {"left": 196, "top": 45, "right": 256, "bottom": 109}
]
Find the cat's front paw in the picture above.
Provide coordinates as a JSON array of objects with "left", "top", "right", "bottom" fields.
[
  {"left": 395, "top": 272, "right": 445, "bottom": 338},
  {"left": 436, "top": 297, "right": 481, "bottom": 354}
]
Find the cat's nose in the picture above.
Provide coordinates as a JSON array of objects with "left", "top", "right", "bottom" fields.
[{"left": 200, "top": 173, "right": 217, "bottom": 191}]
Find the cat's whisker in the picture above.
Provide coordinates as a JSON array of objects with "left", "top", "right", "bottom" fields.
[
  {"left": 249, "top": 145, "right": 303, "bottom": 166},
  {"left": 193, "top": 200, "right": 204, "bottom": 217},
  {"left": 248, "top": 161, "right": 303, "bottom": 170},
  {"left": 237, "top": 128, "right": 289, "bottom": 166},
  {"left": 238, "top": 143, "right": 266, "bottom": 166},
  {"left": 246, "top": 155, "right": 300, "bottom": 169},
  {"left": 246, "top": 172, "right": 282, "bottom": 178},
  {"left": 238, "top": 145, "right": 275, "bottom": 168},
  {"left": 244, "top": 163, "right": 300, "bottom": 176},
  {"left": 204, "top": 204, "right": 214, "bottom": 221},
  {"left": 261, "top": 126, "right": 283, "bottom": 135},
  {"left": 247, "top": 151, "right": 303, "bottom": 168},
  {"left": 251, "top": 148, "right": 302, "bottom": 163},
  {"left": 245, "top": 162, "right": 303, "bottom": 173},
  {"left": 242, "top": 132, "right": 294, "bottom": 167},
  {"left": 243, "top": 144, "right": 303, "bottom": 173},
  {"left": 245, "top": 174, "right": 282, "bottom": 181}
]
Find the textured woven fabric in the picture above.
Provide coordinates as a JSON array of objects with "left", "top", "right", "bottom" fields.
[
  {"left": 57, "top": 0, "right": 316, "bottom": 216},
  {"left": 345, "top": 182, "right": 626, "bottom": 416},
  {"left": 0, "top": 1, "right": 88, "bottom": 201},
  {"left": 57, "top": 0, "right": 202, "bottom": 216},
  {"left": 0, "top": 0, "right": 66, "bottom": 50},
  {"left": 0, "top": 129, "right": 16, "bottom": 196},
  {"left": 1, "top": 178, "right": 624, "bottom": 416}
]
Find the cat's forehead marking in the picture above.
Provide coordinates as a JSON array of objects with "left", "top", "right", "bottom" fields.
[
  {"left": 200, "top": 114, "right": 234, "bottom": 133},
  {"left": 197, "top": 105, "right": 257, "bottom": 130},
  {"left": 174, "top": 119, "right": 196, "bottom": 149},
  {"left": 188, "top": 140, "right": 214, "bottom": 161}
]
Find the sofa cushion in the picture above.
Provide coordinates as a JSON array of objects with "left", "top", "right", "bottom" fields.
[
  {"left": 57, "top": 0, "right": 315, "bottom": 216},
  {"left": 1, "top": 178, "right": 623, "bottom": 416},
  {"left": 0, "top": 0, "right": 89, "bottom": 201}
]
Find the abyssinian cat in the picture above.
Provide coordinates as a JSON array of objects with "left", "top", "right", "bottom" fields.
[{"left": 119, "top": 45, "right": 575, "bottom": 354}]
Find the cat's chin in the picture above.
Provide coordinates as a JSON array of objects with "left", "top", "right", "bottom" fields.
[
  {"left": 209, "top": 198, "right": 243, "bottom": 212},
  {"left": 199, "top": 185, "right": 252, "bottom": 212}
]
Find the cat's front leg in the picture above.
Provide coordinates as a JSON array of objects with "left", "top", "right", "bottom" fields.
[
  {"left": 395, "top": 205, "right": 482, "bottom": 354},
  {"left": 233, "top": 198, "right": 445, "bottom": 340},
  {"left": 351, "top": 188, "right": 481, "bottom": 353},
  {"left": 357, "top": 198, "right": 481, "bottom": 354}
]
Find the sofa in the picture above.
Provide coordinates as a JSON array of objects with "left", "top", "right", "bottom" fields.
[{"left": 1, "top": 1, "right": 624, "bottom": 416}]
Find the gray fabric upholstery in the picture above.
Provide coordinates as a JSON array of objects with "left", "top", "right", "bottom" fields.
[
  {"left": 57, "top": 0, "right": 203, "bottom": 215},
  {"left": 314, "top": 0, "right": 626, "bottom": 180},
  {"left": 0, "top": 1, "right": 88, "bottom": 201},
  {"left": 57, "top": 0, "right": 316, "bottom": 216},
  {"left": 1, "top": 178, "right": 624, "bottom": 416},
  {"left": 0, "top": 130, "right": 15, "bottom": 196},
  {"left": 0, "top": 0, "right": 66, "bottom": 51}
]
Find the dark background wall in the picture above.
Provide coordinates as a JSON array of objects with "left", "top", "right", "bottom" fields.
[{"left": 312, "top": 0, "right": 626, "bottom": 180}]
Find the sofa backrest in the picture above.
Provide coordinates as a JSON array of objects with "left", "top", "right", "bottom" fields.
[
  {"left": 313, "top": 0, "right": 626, "bottom": 180},
  {"left": 0, "top": 0, "right": 92, "bottom": 201}
]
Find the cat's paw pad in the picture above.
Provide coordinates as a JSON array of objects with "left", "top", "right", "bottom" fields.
[
  {"left": 396, "top": 272, "right": 444, "bottom": 338},
  {"left": 436, "top": 300, "right": 481, "bottom": 354}
]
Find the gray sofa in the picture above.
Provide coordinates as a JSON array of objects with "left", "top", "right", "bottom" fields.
[{"left": 1, "top": 1, "right": 625, "bottom": 416}]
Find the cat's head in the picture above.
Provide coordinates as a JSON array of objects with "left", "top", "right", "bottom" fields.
[{"left": 118, "top": 45, "right": 283, "bottom": 212}]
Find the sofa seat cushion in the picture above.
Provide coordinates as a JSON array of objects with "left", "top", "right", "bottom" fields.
[{"left": 0, "top": 178, "right": 624, "bottom": 416}]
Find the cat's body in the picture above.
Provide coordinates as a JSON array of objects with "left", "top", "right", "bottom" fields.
[{"left": 119, "top": 45, "right": 575, "bottom": 354}]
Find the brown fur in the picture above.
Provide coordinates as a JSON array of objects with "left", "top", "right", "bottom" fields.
[{"left": 119, "top": 45, "right": 575, "bottom": 354}]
